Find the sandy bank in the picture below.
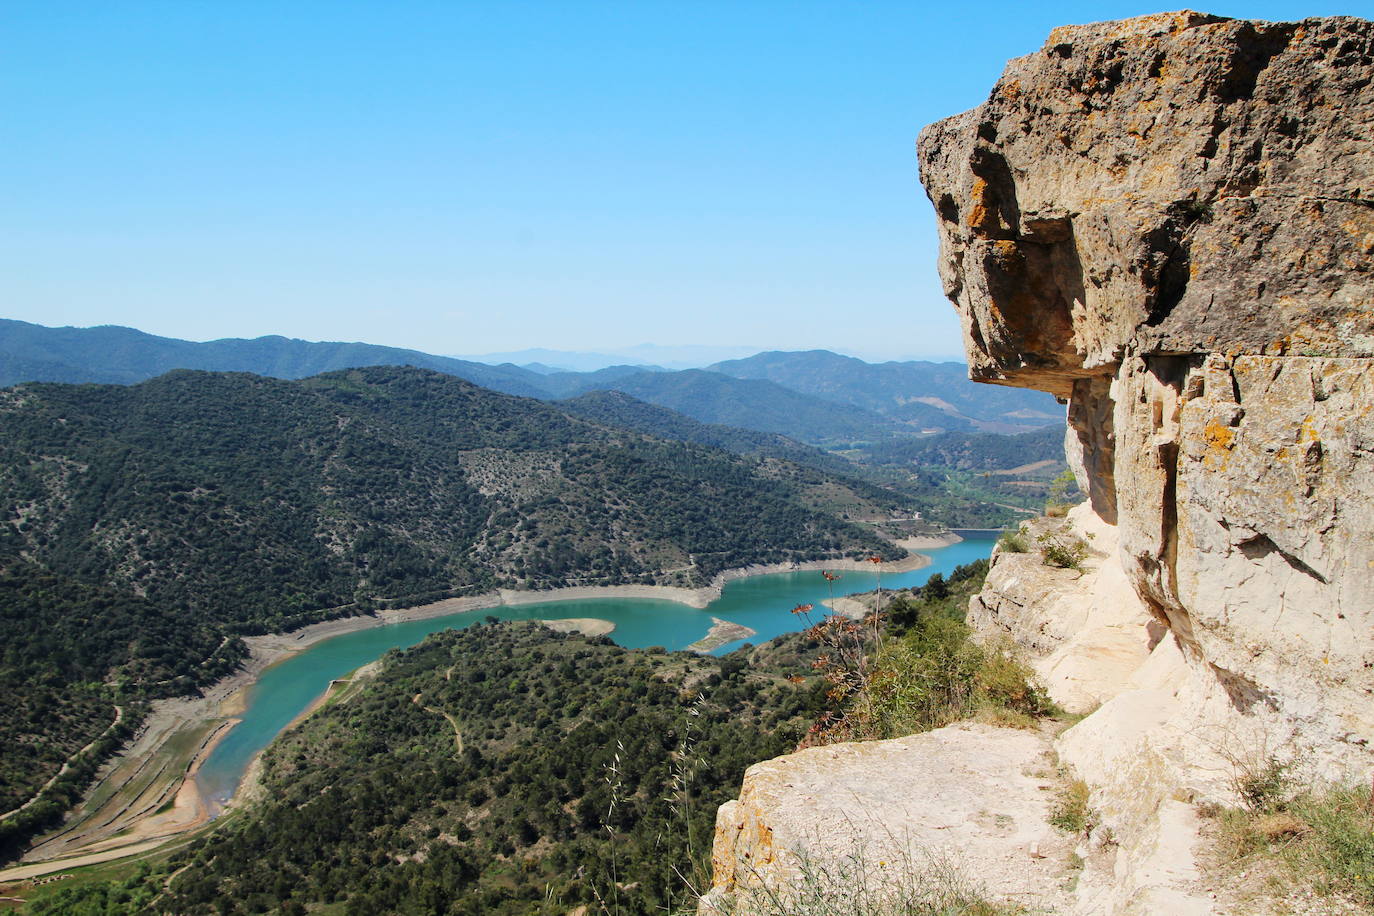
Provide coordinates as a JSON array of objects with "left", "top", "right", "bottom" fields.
[
  {"left": 687, "top": 618, "right": 758, "bottom": 654},
  {"left": 822, "top": 596, "right": 873, "bottom": 620},
  {"left": 708, "top": 550, "right": 934, "bottom": 589},
  {"left": 894, "top": 531, "right": 963, "bottom": 550},
  {"left": 537, "top": 618, "right": 616, "bottom": 638}
]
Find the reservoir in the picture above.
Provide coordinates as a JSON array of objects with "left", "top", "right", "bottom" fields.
[{"left": 197, "top": 534, "right": 996, "bottom": 806}]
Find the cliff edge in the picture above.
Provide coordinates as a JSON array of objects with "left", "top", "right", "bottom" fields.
[
  {"left": 702, "top": 12, "right": 1373, "bottom": 915},
  {"left": 918, "top": 10, "right": 1373, "bottom": 913}
]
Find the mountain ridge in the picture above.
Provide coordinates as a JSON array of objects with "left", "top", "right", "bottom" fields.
[{"left": 1, "top": 320, "right": 1059, "bottom": 446}]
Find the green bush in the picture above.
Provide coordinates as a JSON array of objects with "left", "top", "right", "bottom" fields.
[
  {"left": 853, "top": 619, "right": 1052, "bottom": 740},
  {"left": 1036, "top": 530, "right": 1087, "bottom": 571},
  {"left": 996, "top": 527, "right": 1029, "bottom": 553}
]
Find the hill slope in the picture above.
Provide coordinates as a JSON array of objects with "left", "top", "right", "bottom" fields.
[
  {"left": 549, "top": 368, "right": 935, "bottom": 444},
  {"left": 557, "top": 389, "right": 857, "bottom": 475},
  {"left": 0, "top": 366, "right": 903, "bottom": 853},
  {"left": 26, "top": 623, "right": 818, "bottom": 915}
]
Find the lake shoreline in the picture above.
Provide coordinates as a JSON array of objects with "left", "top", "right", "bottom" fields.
[
  {"left": 234, "top": 539, "right": 960, "bottom": 683},
  {"left": 9, "top": 539, "right": 963, "bottom": 878}
]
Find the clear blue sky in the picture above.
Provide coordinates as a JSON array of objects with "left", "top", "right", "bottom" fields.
[{"left": 4, "top": 1, "right": 1368, "bottom": 361}]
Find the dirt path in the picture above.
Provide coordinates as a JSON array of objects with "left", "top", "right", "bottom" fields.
[
  {"left": 413, "top": 692, "right": 464, "bottom": 755},
  {"left": 426, "top": 706, "right": 464, "bottom": 755},
  {"left": 0, "top": 837, "right": 177, "bottom": 883}
]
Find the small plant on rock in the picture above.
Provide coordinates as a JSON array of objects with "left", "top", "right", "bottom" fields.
[
  {"left": 1036, "top": 530, "right": 1088, "bottom": 572},
  {"left": 1049, "top": 778, "right": 1094, "bottom": 835},
  {"left": 997, "top": 526, "right": 1029, "bottom": 554}
]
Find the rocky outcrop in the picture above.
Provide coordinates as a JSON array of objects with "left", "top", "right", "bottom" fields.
[
  {"left": 698, "top": 724, "right": 1075, "bottom": 914},
  {"left": 970, "top": 509, "right": 1160, "bottom": 714},
  {"left": 916, "top": 10, "right": 1374, "bottom": 914}
]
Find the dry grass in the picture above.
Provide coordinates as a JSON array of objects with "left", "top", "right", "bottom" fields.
[
  {"left": 703, "top": 842, "right": 1023, "bottom": 916},
  {"left": 1204, "top": 781, "right": 1374, "bottom": 910},
  {"left": 1048, "top": 779, "right": 1093, "bottom": 836}
]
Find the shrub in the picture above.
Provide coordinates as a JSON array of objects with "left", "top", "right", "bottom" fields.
[
  {"left": 820, "top": 619, "right": 1052, "bottom": 742},
  {"left": 996, "top": 527, "right": 1029, "bottom": 553},
  {"left": 1036, "top": 530, "right": 1087, "bottom": 571},
  {"left": 1235, "top": 755, "right": 1293, "bottom": 813}
]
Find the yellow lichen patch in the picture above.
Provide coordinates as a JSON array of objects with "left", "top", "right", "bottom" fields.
[
  {"left": 1202, "top": 418, "right": 1237, "bottom": 467},
  {"left": 1298, "top": 415, "right": 1321, "bottom": 444},
  {"left": 968, "top": 176, "right": 990, "bottom": 230}
]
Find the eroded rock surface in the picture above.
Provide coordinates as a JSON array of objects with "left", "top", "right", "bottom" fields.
[
  {"left": 919, "top": 11, "right": 1374, "bottom": 396},
  {"left": 916, "top": 10, "right": 1374, "bottom": 915},
  {"left": 697, "top": 724, "right": 1073, "bottom": 915}
]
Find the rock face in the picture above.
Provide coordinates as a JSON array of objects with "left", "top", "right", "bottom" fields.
[
  {"left": 916, "top": 10, "right": 1374, "bottom": 914},
  {"left": 919, "top": 11, "right": 1374, "bottom": 396},
  {"left": 697, "top": 724, "right": 1074, "bottom": 915}
]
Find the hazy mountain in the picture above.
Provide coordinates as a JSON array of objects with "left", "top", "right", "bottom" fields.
[
  {"left": 558, "top": 389, "right": 860, "bottom": 476},
  {"left": 708, "top": 349, "right": 1064, "bottom": 431},
  {"left": 550, "top": 368, "right": 962, "bottom": 445},
  {"left": 458, "top": 343, "right": 762, "bottom": 371},
  {"left": 0, "top": 319, "right": 550, "bottom": 398},
  {"left": 1, "top": 321, "right": 1037, "bottom": 446},
  {"left": 532, "top": 364, "right": 673, "bottom": 398}
]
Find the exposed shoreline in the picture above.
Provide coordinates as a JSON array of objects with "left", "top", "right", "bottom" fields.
[
  {"left": 6, "top": 540, "right": 958, "bottom": 878},
  {"left": 235, "top": 539, "right": 960, "bottom": 677},
  {"left": 687, "top": 617, "right": 758, "bottom": 653},
  {"left": 536, "top": 618, "right": 617, "bottom": 638}
]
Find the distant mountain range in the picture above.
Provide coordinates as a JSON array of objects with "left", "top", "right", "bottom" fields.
[
  {"left": 453, "top": 343, "right": 763, "bottom": 371},
  {"left": 0, "top": 319, "right": 549, "bottom": 397},
  {"left": 707, "top": 350, "right": 1064, "bottom": 433},
  {"left": 0, "top": 319, "right": 1062, "bottom": 445}
]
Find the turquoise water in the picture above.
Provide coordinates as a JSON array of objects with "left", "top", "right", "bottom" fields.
[{"left": 197, "top": 536, "right": 996, "bottom": 805}]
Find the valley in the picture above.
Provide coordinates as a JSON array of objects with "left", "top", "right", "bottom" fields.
[{"left": 0, "top": 536, "right": 992, "bottom": 888}]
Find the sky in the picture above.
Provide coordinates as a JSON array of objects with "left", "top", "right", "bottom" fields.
[{"left": 5, "top": 1, "right": 1371, "bottom": 363}]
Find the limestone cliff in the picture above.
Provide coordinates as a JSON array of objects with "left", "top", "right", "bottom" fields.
[
  {"left": 703, "top": 12, "right": 1373, "bottom": 915},
  {"left": 919, "top": 5, "right": 1372, "bottom": 775},
  {"left": 918, "top": 10, "right": 1374, "bottom": 913}
]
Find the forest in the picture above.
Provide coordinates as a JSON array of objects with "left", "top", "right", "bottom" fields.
[
  {"left": 22, "top": 558, "right": 1016, "bottom": 915},
  {"left": 29, "top": 622, "right": 822, "bottom": 915},
  {"left": 0, "top": 365, "right": 906, "bottom": 855}
]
